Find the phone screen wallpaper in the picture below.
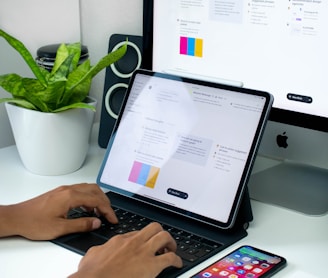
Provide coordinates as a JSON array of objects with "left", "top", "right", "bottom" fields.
[{"left": 192, "top": 246, "right": 283, "bottom": 278}]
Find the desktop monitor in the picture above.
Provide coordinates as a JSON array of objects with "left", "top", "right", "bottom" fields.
[{"left": 142, "top": 0, "right": 328, "bottom": 215}]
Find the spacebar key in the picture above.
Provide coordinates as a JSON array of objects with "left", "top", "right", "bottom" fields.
[{"left": 64, "top": 233, "right": 107, "bottom": 253}]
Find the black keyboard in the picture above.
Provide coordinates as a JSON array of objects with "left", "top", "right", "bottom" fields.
[{"left": 68, "top": 206, "right": 222, "bottom": 264}]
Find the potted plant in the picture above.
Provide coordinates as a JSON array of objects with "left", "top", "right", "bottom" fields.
[{"left": 0, "top": 29, "right": 127, "bottom": 175}]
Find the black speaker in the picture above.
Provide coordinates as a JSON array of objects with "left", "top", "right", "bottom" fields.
[{"left": 98, "top": 34, "right": 143, "bottom": 148}]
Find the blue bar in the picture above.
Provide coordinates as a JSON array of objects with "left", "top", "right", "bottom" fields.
[
  {"left": 137, "top": 163, "right": 151, "bottom": 185},
  {"left": 187, "top": 37, "right": 195, "bottom": 56}
]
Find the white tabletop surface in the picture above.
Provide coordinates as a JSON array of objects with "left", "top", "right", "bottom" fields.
[{"left": 0, "top": 127, "right": 327, "bottom": 277}]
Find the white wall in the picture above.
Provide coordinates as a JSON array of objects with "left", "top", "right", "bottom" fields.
[{"left": 0, "top": 0, "right": 144, "bottom": 148}]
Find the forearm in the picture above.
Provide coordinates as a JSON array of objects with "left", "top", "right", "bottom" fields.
[{"left": 0, "top": 204, "right": 21, "bottom": 238}]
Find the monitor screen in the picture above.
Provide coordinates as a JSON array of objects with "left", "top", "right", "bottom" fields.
[{"left": 142, "top": 0, "right": 328, "bottom": 215}]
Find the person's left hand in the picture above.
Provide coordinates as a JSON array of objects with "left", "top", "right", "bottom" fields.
[{"left": 0, "top": 183, "right": 117, "bottom": 240}]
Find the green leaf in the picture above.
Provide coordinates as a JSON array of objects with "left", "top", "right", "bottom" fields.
[
  {"left": 24, "top": 78, "right": 66, "bottom": 111},
  {"left": 0, "top": 98, "right": 38, "bottom": 110},
  {"left": 51, "top": 53, "right": 74, "bottom": 80},
  {"left": 67, "top": 43, "right": 83, "bottom": 71},
  {"left": 0, "top": 74, "right": 25, "bottom": 96},
  {"left": 60, "top": 59, "right": 91, "bottom": 106},
  {"left": 51, "top": 43, "right": 81, "bottom": 75},
  {"left": 0, "top": 74, "right": 48, "bottom": 111},
  {"left": 67, "top": 42, "right": 127, "bottom": 93},
  {"left": 0, "top": 30, "right": 127, "bottom": 113},
  {"left": 0, "top": 29, "right": 47, "bottom": 87},
  {"left": 88, "top": 42, "right": 127, "bottom": 79},
  {"left": 52, "top": 102, "right": 96, "bottom": 113}
]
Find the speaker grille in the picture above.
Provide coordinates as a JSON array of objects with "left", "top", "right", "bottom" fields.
[{"left": 98, "top": 34, "right": 143, "bottom": 148}]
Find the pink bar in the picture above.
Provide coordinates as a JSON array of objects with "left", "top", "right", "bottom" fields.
[
  {"left": 128, "top": 161, "right": 142, "bottom": 183},
  {"left": 180, "top": 37, "right": 188, "bottom": 55}
]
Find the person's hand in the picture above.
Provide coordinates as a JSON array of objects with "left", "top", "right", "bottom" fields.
[
  {"left": 0, "top": 183, "right": 118, "bottom": 240},
  {"left": 69, "top": 222, "right": 183, "bottom": 278}
]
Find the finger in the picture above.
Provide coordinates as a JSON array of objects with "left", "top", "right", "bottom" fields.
[
  {"left": 136, "top": 222, "right": 164, "bottom": 242},
  {"left": 70, "top": 183, "right": 103, "bottom": 194},
  {"left": 54, "top": 184, "right": 108, "bottom": 209},
  {"left": 65, "top": 183, "right": 111, "bottom": 207},
  {"left": 96, "top": 206, "right": 118, "bottom": 224},
  {"left": 119, "top": 230, "right": 139, "bottom": 238},
  {"left": 148, "top": 229, "right": 178, "bottom": 254},
  {"left": 101, "top": 230, "right": 139, "bottom": 246},
  {"left": 156, "top": 252, "right": 183, "bottom": 269},
  {"left": 74, "top": 184, "right": 119, "bottom": 224},
  {"left": 62, "top": 189, "right": 118, "bottom": 224},
  {"left": 57, "top": 217, "right": 102, "bottom": 235}
]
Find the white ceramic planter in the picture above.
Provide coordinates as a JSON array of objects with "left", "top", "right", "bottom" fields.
[{"left": 5, "top": 97, "right": 96, "bottom": 175}]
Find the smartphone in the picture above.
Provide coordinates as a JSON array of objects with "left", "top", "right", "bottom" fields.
[{"left": 190, "top": 245, "right": 287, "bottom": 278}]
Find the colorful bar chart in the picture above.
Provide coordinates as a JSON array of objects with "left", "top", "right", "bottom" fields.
[
  {"left": 180, "top": 36, "right": 203, "bottom": 57},
  {"left": 128, "top": 161, "right": 160, "bottom": 189}
]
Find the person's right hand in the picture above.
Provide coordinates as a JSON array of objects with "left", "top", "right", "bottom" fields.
[{"left": 69, "top": 222, "right": 183, "bottom": 278}]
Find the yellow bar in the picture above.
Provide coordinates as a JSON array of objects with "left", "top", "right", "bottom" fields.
[
  {"left": 146, "top": 167, "right": 160, "bottom": 188},
  {"left": 195, "top": 38, "right": 203, "bottom": 57}
]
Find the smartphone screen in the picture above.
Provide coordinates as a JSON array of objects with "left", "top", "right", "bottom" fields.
[{"left": 191, "top": 245, "right": 287, "bottom": 278}]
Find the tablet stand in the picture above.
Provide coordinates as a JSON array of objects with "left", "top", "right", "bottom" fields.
[{"left": 232, "top": 186, "right": 253, "bottom": 231}]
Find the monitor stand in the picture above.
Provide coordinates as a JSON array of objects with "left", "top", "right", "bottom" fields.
[{"left": 248, "top": 156, "right": 328, "bottom": 216}]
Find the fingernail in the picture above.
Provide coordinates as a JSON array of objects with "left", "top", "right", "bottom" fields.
[{"left": 92, "top": 218, "right": 101, "bottom": 230}]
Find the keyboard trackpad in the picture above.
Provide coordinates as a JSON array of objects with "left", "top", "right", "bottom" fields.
[{"left": 64, "top": 233, "right": 107, "bottom": 253}]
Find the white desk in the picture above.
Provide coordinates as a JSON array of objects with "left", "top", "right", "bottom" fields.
[{"left": 0, "top": 129, "right": 327, "bottom": 277}]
